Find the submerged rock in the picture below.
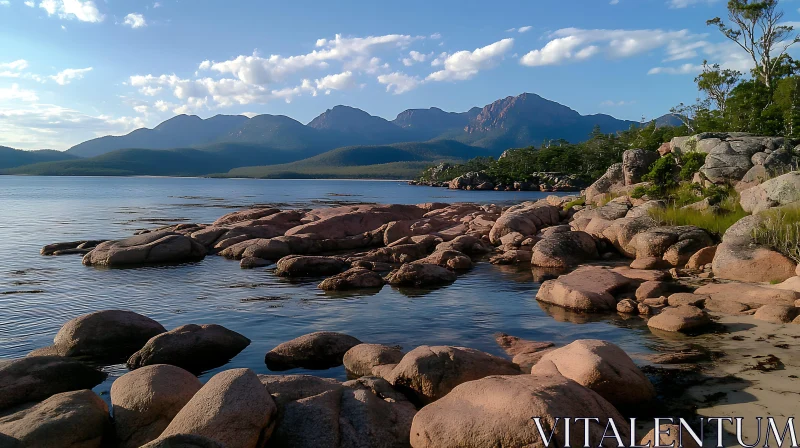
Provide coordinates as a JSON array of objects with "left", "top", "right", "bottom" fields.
[
  {"left": 83, "top": 231, "right": 207, "bottom": 267},
  {"left": 265, "top": 331, "right": 361, "bottom": 371},
  {"left": 415, "top": 249, "right": 472, "bottom": 270},
  {"left": 0, "top": 356, "right": 107, "bottom": 411},
  {"left": 318, "top": 267, "right": 385, "bottom": 291},
  {"left": 275, "top": 255, "right": 349, "bottom": 277},
  {"left": 385, "top": 263, "right": 457, "bottom": 287},
  {"left": 41, "top": 240, "right": 106, "bottom": 256}
]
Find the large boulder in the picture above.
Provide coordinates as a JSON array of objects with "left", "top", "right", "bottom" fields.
[
  {"left": 585, "top": 163, "right": 624, "bottom": 203},
  {"left": 0, "top": 390, "right": 110, "bottom": 448},
  {"left": 220, "top": 238, "right": 292, "bottom": 261},
  {"left": 434, "top": 235, "right": 493, "bottom": 255},
  {"left": 536, "top": 266, "right": 633, "bottom": 312},
  {"left": 343, "top": 344, "right": 404, "bottom": 377},
  {"left": 158, "top": 369, "right": 276, "bottom": 448},
  {"left": 695, "top": 282, "right": 800, "bottom": 307},
  {"left": 740, "top": 172, "right": 800, "bottom": 213},
  {"left": 753, "top": 305, "right": 799, "bottom": 324},
  {"left": 630, "top": 226, "right": 714, "bottom": 267},
  {"left": 385, "top": 345, "right": 520, "bottom": 404},
  {"left": 385, "top": 263, "right": 457, "bottom": 287},
  {"left": 712, "top": 242, "right": 797, "bottom": 283},
  {"left": 647, "top": 305, "right": 711, "bottom": 333},
  {"left": 409, "top": 374, "right": 630, "bottom": 448},
  {"left": 622, "top": 149, "right": 660, "bottom": 185},
  {"left": 83, "top": 231, "right": 207, "bottom": 267},
  {"left": 275, "top": 255, "right": 349, "bottom": 277},
  {"left": 318, "top": 267, "right": 385, "bottom": 291},
  {"left": 285, "top": 204, "right": 425, "bottom": 240},
  {"left": 602, "top": 216, "right": 658, "bottom": 258},
  {"left": 415, "top": 249, "right": 472, "bottom": 270},
  {"left": 260, "top": 374, "right": 416, "bottom": 448},
  {"left": 489, "top": 202, "right": 560, "bottom": 244},
  {"left": 111, "top": 364, "right": 203, "bottom": 448},
  {"left": 530, "top": 231, "right": 598, "bottom": 268},
  {"left": 41, "top": 310, "right": 166, "bottom": 362},
  {"left": 127, "top": 324, "right": 250, "bottom": 373},
  {"left": 699, "top": 135, "right": 780, "bottom": 183},
  {"left": 0, "top": 356, "right": 106, "bottom": 412},
  {"left": 265, "top": 331, "right": 361, "bottom": 371},
  {"left": 530, "top": 340, "right": 655, "bottom": 408}
]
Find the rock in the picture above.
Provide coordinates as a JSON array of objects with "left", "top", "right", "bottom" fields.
[
  {"left": 602, "top": 215, "right": 658, "bottom": 257},
  {"left": 385, "top": 263, "right": 457, "bottom": 287},
  {"left": 531, "top": 339, "right": 655, "bottom": 407},
  {"left": 640, "top": 424, "right": 701, "bottom": 448},
  {"left": 611, "top": 266, "right": 670, "bottom": 282},
  {"left": 667, "top": 293, "right": 708, "bottom": 307},
  {"left": 275, "top": 255, "right": 349, "bottom": 277},
  {"left": 41, "top": 240, "right": 106, "bottom": 256},
  {"left": 631, "top": 226, "right": 714, "bottom": 267},
  {"left": 499, "top": 231, "right": 525, "bottom": 247},
  {"left": 647, "top": 305, "right": 711, "bottom": 333},
  {"left": 489, "top": 249, "right": 533, "bottom": 265},
  {"left": 318, "top": 267, "right": 385, "bottom": 291},
  {"left": 494, "top": 333, "right": 555, "bottom": 371},
  {"left": 625, "top": 200, "right": 666, "bottom": 219},
  {"left": 712, "top": 242, "right": 797, "bottom": 283},
  {"left": 0, "top": 390, "right": 110, "bottom": 448},
  {"left": 213, "top": 208, "right": 281, "bottom": 226},
  {"left": 701, "top": 150, "right": 754, "bottom": 184},
  {"left": 638, "top": 303, "right": 652, "bottom": 315},
  {"left": 622, "top": 149, "right": 660, "bottom": 185},
  {"left": 740, "top": 172, "right": 800, "bottom": 213},
  {"left": 220, "top": 238, "right": 291, "bottom": 261},
  {"left": 45, "top": 310, "right": 166, "bottom": 362},
  {"left": 722, "top": 214, "right": 764, "bottom": 246},
  {"left": 617, "top": 298, "right": 638, "bottom": 314},
  {"left": 686, "top": 245, "right": 717, "bottom": 270},
  {"left": 265, "top": 331, "right": 361, "bottom": 371},
  {"left": 260, "top": 374, "right": 416, "bottom": 448},
  {"left": 127, "top": 324, "right": 250, "bottom": 373},
  {"left": 415, "top": 249, "right": 472, "bottom": 270},
  {"left": 630, "top": 257, "right": 661, "bottom": 270},
  {"left": 158, "top": 369, "right": 275, "bottom": 448},
  {"left": 753, "top": 305, "right": 799, "bottom": 324},
  {"left": 658, "top": 141, "right": 672, "bottom": 156},
  {"left": 111, "top": 365, "right": 203, "bottom": 448},
  {"left": 635, "top": 281, "right": 671, "bottom": 300},
  {"left": 488, "top": 201, "right": 560, "bottom": 244},
  {"left": 409, "top": 374, "right": 630, "bottom": 448},
  {"left": 240, "top": 257, "right": 269, "bottom": 269},
  {"left": 585, "top": 163, "right": 624, "bottom": 203},
  {"left": 536, "top": 266, "right": 633, "bottom": 312},
  {"left": 83, "top": 231, "right": 206, "bottom": 267},
  {"left": 386, "top": 345, "right": 520, "bottom": 404},
  {"left": 434, "top": 235, "right": 492, "bottom": 255},
  {"left": 705, "top": 298, "right": 750, "bottom": 314},
  {"left": 530, "top": 231, "right": 599, "bottom": 268},
  {"left": 0, "top": 356, "right": 106, "bottom": 412},
  {"left": 646, "top": 350, "right": 709, "bottom": 364},
  {"left": 343, "top": 344, "right": 404, "bottom": 377},
  {"left": 141, "top": 434, "right": 225, "bottom": 448}
]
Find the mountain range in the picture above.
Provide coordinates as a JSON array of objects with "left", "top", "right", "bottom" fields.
[{"left": 1, "top": 93, "right": 671, "bottom": 178}]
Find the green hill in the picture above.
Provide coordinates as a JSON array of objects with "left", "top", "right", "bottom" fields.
[{"left": 0, "top": 146, "right": 78, "bottom": 170}]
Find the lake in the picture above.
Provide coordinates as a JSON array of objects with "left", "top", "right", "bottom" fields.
[{"left": 0, "top": 176, "right": 672, "bottom": 399}]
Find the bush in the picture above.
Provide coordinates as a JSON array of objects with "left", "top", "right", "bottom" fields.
[
  {"left": 678, "top": 152, "right": 706, "bottom": 180},
  {"left": 753, "top": 206, "right": 800, "bottom": 263},
  {"left": 563, "top": 198, "right": 585, "bottom": 210},
  {"left": 642, "top": 155, "right": 678, "bottom": 195}
]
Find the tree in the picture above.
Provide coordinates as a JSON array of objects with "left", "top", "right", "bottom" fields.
[
  {"left": 707, "top": 0, "right": 799, "bottom": 89},
  {"left": 695, "top": 60, "right": 742, "bottom": 113}
]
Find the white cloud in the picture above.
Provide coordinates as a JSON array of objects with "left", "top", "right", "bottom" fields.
[
  {"left": 668, "top": 0, "right": 717, "bottom": 8},
  {"left": 0, "top": 1, "right": 10, "bottom": 7},
  {"left": 123, "top": 13, "right": 146, "bottom": 29},
  {"left": 402, "top": 50, "right": 430, "bottom": 66},
  {"left": 24, "top": 0, "right": 34, "bottom": 6},
  {"left": 427, "top": 38, "right": 514, "bottom": 81},
  {"left": 600, "top": 100, "right": 635, "bottom": 106},
  {"left": 518, "top": 26, "right": 533, "bottom": 33},
  {"left": 39, "top": 0, "right": 104, "bottom": 22},
  {"left": 50, "top": 67, "right": 92, "bottom": 85},
  {"left": 152, "top": 1, "right": 161, "bottom": 7},
  {"left": 314, "top": 71, "right": 356, "bottom": 91},
  {"left": 377, "top": 72, "right": 421, "bottom": 94},
  {"left": 520, "top": 28, "right": 700, "bottom": 67},
  {"left": 647, "top": 63, "right": 703, "bottom": 75},
  {"left": 0, "top": 84, "right": 39, "bottom": 102},
  {"left": 0, "top": 60, "right": 29, "bottom": 71},
  {"left": 430, "top": 33, "right": 441, "bottom": 40}
]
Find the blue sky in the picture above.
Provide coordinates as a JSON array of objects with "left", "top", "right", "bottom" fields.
[{"left": 1, "top": 0, "right": 798, "bottom": 150}]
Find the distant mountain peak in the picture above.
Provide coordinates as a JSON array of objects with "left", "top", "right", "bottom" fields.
[{"left": 308, "top": 105, "right": 400, "bottom": 135}]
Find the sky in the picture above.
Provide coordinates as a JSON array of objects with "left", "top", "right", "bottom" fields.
[{"left": 1, "top": 0, "right": 799, "bottom": 150}]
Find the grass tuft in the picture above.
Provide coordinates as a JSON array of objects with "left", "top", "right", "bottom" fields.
[{"left": 753, "top": 205, "right": 800, "bottom": 263}]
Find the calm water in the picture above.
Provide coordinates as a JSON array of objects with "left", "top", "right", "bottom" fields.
[{"left": 0, "top": 176, "right": 674, "bottom": 398}]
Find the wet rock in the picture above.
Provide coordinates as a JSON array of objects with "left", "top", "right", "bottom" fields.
[
  {"left": 638, "top": 303, "right": 653, "bottom": 315},
  {"left": 641, "top": 424, "right": 701, "bottom": 448},
  {"left": 489, "top": 249, "right": 532, "bottom": 265},
  {"left": 740, "top": 172, "right": 800, "bottom": 213},
  {"left": 44, "top": 310, "right": 166, "bottom": 362},
  {"left": 536, "top": 266, "right": 633, "bottom": 312},
  {"left": 753, "top": 305, "right": 799, "bottom": 324},
  {"left": 275, "top": 255, "right": 349, "bottom": 277},
  {"left": 385, "top": 263, "right": 457, "bottom": 287},
  {"left": 531, "top": 339, "right": 655, "bottom": 407},
  {"left": 494, "top": 333, "right": 555, "bottom": 371},
  {"left": 415, "top": 249, "right": 472, "bottom": 270},
  {"left": 265, "top": 331, "right": 361, "bottom": 371},
  {"left": 488, "top": 201, "right": 560, "bottom": 244},
  {"left": 647, "top": 305, "right": 711, "bottom": 333},
  {"left": 127, "top": 324, "right": 250, "bottom": 373},
  {"left": 0, "top": 390, "right": 110, "bottom": 448},
  {"left": 213, "top": 208, "right": 281, "bottom": 226},
  {"left": 0, "top": 356, "right": 106, "bottom": 411},
  {"left": 158, "top": 369, "right": 276, "bottom": 448},
  {"left": 434, "top": 235, "right": 493, "bottom": 255},
  {"left": 617, "top": 298, "right": 638, "bottom": 314},
  {"left": 111, "top": 364, "right": 203, "bottom": 448},
  {"left": 385, "top": 345, "right": 520, "bottom": 404},
  {"left": 41, "top": 240, "right": 106, "bottom": 256},
  {"left": 260, "top": 374, "right": 416, "bottom": 448},
  {"left": 686, "top": 245, "right": 717, "bottom": 270},
  {"left": 239, "top": 257, "right": 269, "bottom": 269},
  {"left": 409, "top": 374, "right": 629, "bottom": 448},
  {"left": 712, "top": 242, "right": 796, "bottom": 283},
  {"left": 220, "top": 238, "right": 291, "bottom": 261},
  {"left": 83, "top": 231, "right": 207, "bottom": 267},
  {"left": 318, "top": 267, "right": 385, "bottom": 291},
  {"left": 343, "top": 344, "right": 404, "bottom": 377},
  {"left": 358, "top": 239, "right": 436, "bottom": 264},
  {"left": 667, "top": 293, "right": 708, "bottom": 307},
  {"left": 530, "top": 231, "right": 599, "bottom": 268},
  {"left": 695, "top": 282, "right": 800, "bottom": 307}
]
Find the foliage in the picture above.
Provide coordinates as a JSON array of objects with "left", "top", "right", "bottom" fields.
[
  {"left": 563, "top": 198, "right": 586, "bottom": 210},
  {"left": 642, "top": 154, "right": 679, "bottom": 195},
  {"left": 649, "top": 204, "right": 749, "bottom": 238},
  {"left": 678, "top": 152, "right": 707, "bottom": 180},
  {"left": 695, "top": 60, "right": 742, "bottom": 112},
  {"left": 753, "top": 205, "right": 800, "bottom": 263}
]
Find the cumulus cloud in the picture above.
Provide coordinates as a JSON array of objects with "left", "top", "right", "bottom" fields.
[
  {"left": 430, "top": 33, "right": 442, "bottom": 39},
  {"left": 0, "top": 1, "right": 10, "bottom": 6},
  {"left": 0, "top": 60, "right": 29, "bottom": 78},
  {"left": 314, "top": 71, "right": 356, "bottom": 91},
  {"left": 24, "top": 0, "right": 34, "bottom": 6},
  {"left": 518, "top": 26, "right": 533, "bottom": 33},
  {"left": 402, "top": 50, "right": 430, "bottom": 66},
  {"left": 50, "top": 67, "right": 92, "bottom": 85},
  {"left": 123, "top": 13, "right": 146, "bottom": 28},
  {"left": 377, "top": 72, "right": 421, "bottom": 94},
  {"left": 0, "top": 84, "right": 39, "bottom": 102},
  {"left": 39, "top": 0, "right": 104, "bottom": 22},
  {"left": 427, "top": 38, "right": 514, "bottom": 81},
  {"left": 647, "top": 63, "right": 703, "bottom": 75}
]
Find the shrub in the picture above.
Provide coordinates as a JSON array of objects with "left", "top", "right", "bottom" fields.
[
  {"left": 753, "top": 206, "right": 800, "bottom": 263},
  {"left": 678, "top": 152, "right": 706, "bottom": 180},
  {"left": 642, "top": 155, "right": 678, "bottom": 195},
  {"left": 563, "top": 198, "right": 586, "bottom": 210}
]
